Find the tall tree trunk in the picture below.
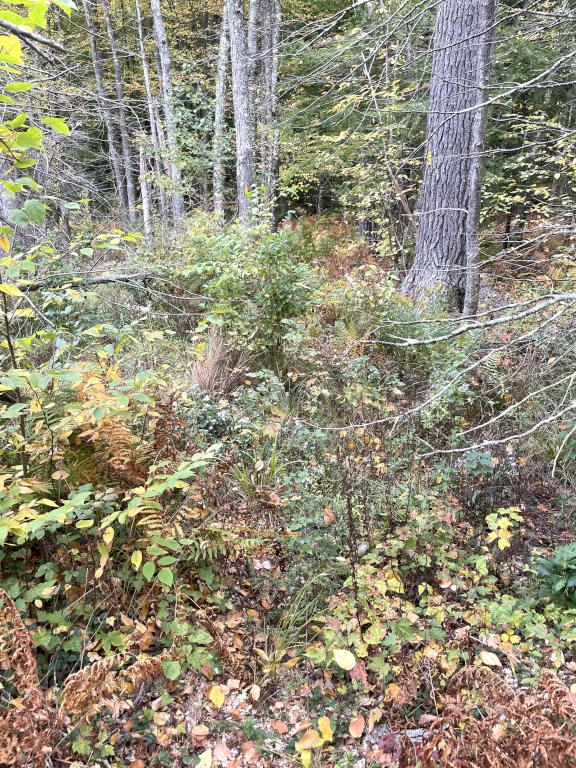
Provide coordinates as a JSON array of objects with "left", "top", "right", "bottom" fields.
[
  {"left": 463, "top": 0, "right": 499, "bottom": 316},
  {"left": 139, "top": 147, "right": 152, "bottom": 236},
  {"left": 150, "top": 0, "right": 185, "bottom": 225},
  {"left": 225, "top": 0, "right": 254, "bottom": 224},
  {"left": 259, "top": 0, "right": 281, "bottom": 220},
  {"left": 134, "top": 0, "right": 167, "bottom": 222},
  {"left": 82, "top": 0, "right": 127, "bottom": 212},
  {"left": 101, "top": 0, "right": 137, "bottom": 222},
  {"left": 402, "top": 0, "right": 498, "bottom": 310},
  {"left": 213, "top": 6, "right": 229, "bottom": 226}
]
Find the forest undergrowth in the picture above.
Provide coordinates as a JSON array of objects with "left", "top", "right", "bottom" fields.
[{"left": 1, "top": 214, "right": 576, "bottom": 768}]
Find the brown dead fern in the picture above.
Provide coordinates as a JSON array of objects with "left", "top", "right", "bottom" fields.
[
  {"left": 0, "top": 589, "right": 54, "bottom": 767},
  {"left": 418, "top": 666, "right": 576, "bottom": 768}
]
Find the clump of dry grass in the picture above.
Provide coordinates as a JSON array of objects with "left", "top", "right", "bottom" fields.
[{"left": 190, "top": 330, "right": 249, "bottom": 394}]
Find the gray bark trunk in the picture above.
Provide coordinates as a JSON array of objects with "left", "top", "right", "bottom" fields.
[
  {"left": 213, "top": 7, "right": 229, "bottom": 226},
  {"left": 82, "top": 0, "right": 127, "bottom": 212},
  {"left": 463, "top": 0, "right": 499, "bottom": 316},
  {"left": 135, "top": 0, "right": 167, "bottom": 222},
  {"left": 259, "top": 0, "right": 281, "bottom": 218},
  {"left": 101, "top": 0, "right": 136, "bottom": 221},
  {"left": 150, "top": 0, "right": 185, "bottom": 225},
  {"left": 139, "top": 146, "right": 152, "bottom": 236},
  {"left": 402, "top": 0, "right": 498, "bottom": 309},
  {"left": 225, "top": 0, "right": 254, "bottom": 224}
]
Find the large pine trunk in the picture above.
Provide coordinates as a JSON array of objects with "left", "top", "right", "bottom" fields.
[{"left": 402, "top": 0, "right": 498, "bottom": 309}]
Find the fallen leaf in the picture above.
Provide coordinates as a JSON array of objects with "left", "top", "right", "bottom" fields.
[
  {"left": 208, "top": 684, "right": 225, "bottom": 709},
  {"left": 323, "top": 507, "right": 334, "bottom": 524},
  {"left": 479, "top": 650, "right": 501, "bottom": 668},
  {"left": 271, "top": 720, "right": 289, "bottom": 734},
  {"left": 196, "top": 749, "right": 212, "bottom": 768},
  {"left": 191, "top": 724, "right": 210, "bottom": 738},
  {"left": 318, "top": 715, "right": 333, "bottom": 741},
  {"left": 333, "top": 648, "right": 356, "bottom": 671},
  {"left": 213, "top": 741, "right": 232, "bottom": 760},
  {"left": 349, "top": 714, "right": 365, "bottom": 739},
  {"left": 368, "top": 707, "right": 383, "bottom": 733},
  {"left": 295, "top": 729, "right": 323, "bottom": 751},
  {"left": 250, "top": 683, "right": 261, "bottom": 702}
]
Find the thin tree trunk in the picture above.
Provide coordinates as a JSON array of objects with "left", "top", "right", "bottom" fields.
[
  {"left": 260, "top": 0, "right": 281, "bottom": 220},
  {"left": 150, "top": 0, "right": 184, "bottom": 225},
  {"left": 225, "top": 0, "right": 254, "bottom": 224},
  {"left": 463, "top": 0, "right": 499, "bottom": 316},
  {"left": 139, "top": 146, "right": 152, "bottom": 236},
  {"left": 213, "top": 6, "right": 229, "bottom": 226},
  {"left": 402, "top": 0, "right": 498, "bottom": 309},
  {"left": 82, "top": 0, "right": 127, "bottom": 212},
  {"left": 134, "top": 0, "right": 166, "bottom": 221},
  {"left": 101, "top": 0, "right": 136, "bottom": 221}
]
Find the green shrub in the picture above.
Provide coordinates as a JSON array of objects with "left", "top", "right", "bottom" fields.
[
  {"left": 535, "top": 543, "right": 576, "bottom": 603},
  {"left": 180, "top": 217, "right": 314, "bottom": 361}
]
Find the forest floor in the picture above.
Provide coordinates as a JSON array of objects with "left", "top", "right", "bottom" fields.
[{"left": 2, "top": 216, "right": 576, "bottom": 768}]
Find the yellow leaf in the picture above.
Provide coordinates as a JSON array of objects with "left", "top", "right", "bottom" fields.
[
  {"left": 427, "top": 149, "right": 433, "bottom": 166},
  {"left": 479, "top": 650, "right": 501, "bottom": 667},
  {"left": 131, "top": 550, "right": 142, "bottom": 571},
  {"left": 0, "top": 282, "right": 24, "bottom": 298},
  {"left": 317, "top": 715, "right": 333, "bottom": 742},
  {"left": 102, "top": 526, "right": 114, "bottom": 544},
  {"left": 196, "top": 749, "right": 212, "bottom": 768},
  {"left": 349, "top": 714, "right": 365, "bottom": 739},
  {"left": 295, "top": 730, "right": 323, "bottom": 752},
  {"left": 0, "top": 235, "right": 10, "bottom": 253},
  {"left": 300, "top": 750, "right": 312, "bottom": 768},
  {"left": 208, "top": 684, "right": 225, "bottom": 709},
  {"left": 333, "top": 648, "right": 356, "bottom": 671}
]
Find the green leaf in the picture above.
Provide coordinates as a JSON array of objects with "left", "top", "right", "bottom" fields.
[
  {"left": 5, "top": 82, "right": 35, "bottom": 93},
  {"left": 41, "top": 116, "right": 70, "bottom": 135},
  {"left": 76, "top": 519, "right": 94, "bottom": 529},
  {"left": 142, "top": 561, "right": 155, "bottom": 582},
  {"left": 162, "top": 658, "right": 181, "bottom": 681},
  {"left": 13, "top": 126, "right": 42, "bottom": 149},
  {"left": 158, "top": 568, "right": 174, "bottom": 587}
]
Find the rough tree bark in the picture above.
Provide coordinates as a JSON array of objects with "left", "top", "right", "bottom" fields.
[
  {"left": 402, "top": 0, "right": 499, "bottom": 310},
  {"left": 259, "top": 0, "right": 281, "bottom": 219},
  {"left": 82, "top": 0, "right": 127, "bottom": 212},
  {"left": 150, "top": 0, "right": 185, "bottom": 225},
  {"left": 101, "top": 0, "right": 136, "bottom": 222},
  {"left": 213, "top": 6, "right": 229, "bottom": 226},
  {"left": 225, "top": 0, "right": 254, "bottom": 224},
  {"left": 463, "top": 0, "right": 499, "bottom": 316}
]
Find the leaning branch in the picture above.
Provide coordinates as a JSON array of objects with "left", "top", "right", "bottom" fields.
[
  {"left": 19, "top": 272, "right": 154, "bottom": 293},
  {"left": 0, "top": 19, "right": 67, "bottom": 52}
]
